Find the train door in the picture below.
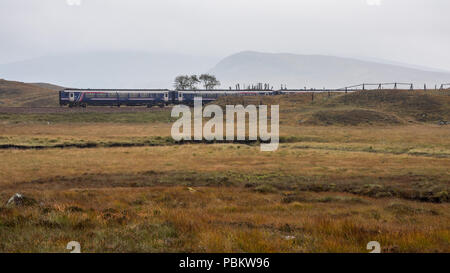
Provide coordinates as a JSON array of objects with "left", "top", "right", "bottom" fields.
[
  {"left": 164, "top": 92, "right": 169, "bottom": 102},
  {"left": 69, "top": 92, "right": 75, "bottom": 102},
  {"left": 171, "top": 91, "right": 178, "bottom": 103},
  {"left": 178, "top": 92, "right": 183, "bottom": 102}
]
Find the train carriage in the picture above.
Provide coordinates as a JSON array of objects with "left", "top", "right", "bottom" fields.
[
  {"left": 59, "top": 89, "right": 171, "bottom": 107},
  {"left": 177, "top": 90, "right": 275, "bottom": 105}
]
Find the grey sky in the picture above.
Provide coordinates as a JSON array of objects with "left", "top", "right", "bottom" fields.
[{"left": 1, "top": 0, "right": 449, "bottom": 71}]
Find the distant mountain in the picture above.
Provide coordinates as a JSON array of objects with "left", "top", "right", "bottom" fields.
[
  {"left": 1, "top": 50, "right": 449, "bottom": 90},
  {"left": 209, "top": 51, "right": 450, "bottom": 89},
  {"left": 0, "top": 51, "right": 218, "bottom": 89},
  {"left": 0, "top": 79, "right": 62, "bottom": 107}
]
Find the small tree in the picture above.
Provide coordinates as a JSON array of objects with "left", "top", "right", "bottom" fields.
[
  {"left": 174, "top": 75, "right": 190, "bottom": 90},
  {"left": 188, "top": 75, "right": 200, "bottom": 90},
  {"left": 199, "top": 74, "right": 221, "bottom": 90}
]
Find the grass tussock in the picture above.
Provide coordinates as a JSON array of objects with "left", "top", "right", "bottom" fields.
[{"left": 0, "top": 187, "right": 448, "bottom": 253}]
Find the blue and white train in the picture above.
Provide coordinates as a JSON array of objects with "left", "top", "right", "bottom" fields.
[
  {"left": 59, "top": 89, "right": 276, "bottom": 107},
  {"left": 59, "top": 89, "right": 171, "bottom": 107}
]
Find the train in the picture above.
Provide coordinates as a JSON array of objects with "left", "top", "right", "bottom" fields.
[
  {"left": 58, "top": 83, "right": 437, "bottom": 107},
  {"left": 59, "top": 89, "right": 278, "bottom": 107}
]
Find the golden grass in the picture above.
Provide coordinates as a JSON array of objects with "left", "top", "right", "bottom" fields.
[
  {"left": 0, "top": 187, "right": 448, "bottom": 252},
  {"left": 0, "top": 93, "right": 449, "bottom": 252},
  {"left": 0, "top": 125, "right": 448, "bottom": 252},
  {"left": 0, "top": 143, "right": 448, "bottom": 185}
]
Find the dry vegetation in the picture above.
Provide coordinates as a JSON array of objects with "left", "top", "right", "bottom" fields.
[
  {"left": 0, "top": 90, "right": 449, "bottom": 252},
  {"left": 0, "top": 79, "right": 62, "bottom": 107}
]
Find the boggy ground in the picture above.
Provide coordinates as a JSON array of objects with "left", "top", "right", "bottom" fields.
[
  {"left": 0, "top": 136, "right": 448, "bottom": 252},
  {"left": 0, "top": 91, "right": 449, "bottom": 252}
]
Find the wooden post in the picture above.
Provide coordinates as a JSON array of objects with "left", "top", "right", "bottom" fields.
[{"left": 311, "top": 92, "right": 314, "bottom": 102}]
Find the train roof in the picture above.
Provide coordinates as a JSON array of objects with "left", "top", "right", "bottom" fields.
[{"left": 62, "top": 89, "right": 275, "bottom": 93}]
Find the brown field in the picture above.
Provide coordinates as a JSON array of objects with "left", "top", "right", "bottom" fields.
[{"left": 0, "top": 91, "right": 449, "bottom": 253}]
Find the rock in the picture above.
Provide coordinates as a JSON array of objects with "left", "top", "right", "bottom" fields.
[
  {"left": 438, "top": 120, "right": 448, "bottom": 126},
  {"left": 283, "top": 235, "right": 296, "bottom": 240},
  {"left": 6, "top": 193, "right": 36, "bottom": 207}
]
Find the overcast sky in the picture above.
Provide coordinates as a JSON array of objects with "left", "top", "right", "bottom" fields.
[{"left": 1, "top": 0, "right": 449, "bottom": 71}]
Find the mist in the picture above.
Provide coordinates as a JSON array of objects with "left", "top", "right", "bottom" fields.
[
  {"left": 0, "top": 0, "right": 449, "bottom": 88},
  {"left": 0, "top": 0, "right": 449, "bottom": 69}
]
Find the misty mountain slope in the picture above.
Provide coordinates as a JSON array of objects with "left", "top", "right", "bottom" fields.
[
  {"left": 0, "top": 51, "right": 218, "bottom": 89},
  {"left": 209, "top": 51, "right": 450, "bottom": 89},
  {"left": 0, "top": 79, "right": 61, "bottom": 107}
]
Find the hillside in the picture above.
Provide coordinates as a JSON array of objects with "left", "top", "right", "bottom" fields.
[
  {"left": 29, "top": 82, "right": 65, "bottom": 91},
  {"left": 326, "top": 90, "right": 450, "bottom": 123},
  {"left": 0, "top": 79, "right": 62, "bottom": 107},
  {"left": 210, "top": 51, "right": 450, "bottom": 89},
  {"left": 213, "top": 90, "right": 450, "bottom": 126}
]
